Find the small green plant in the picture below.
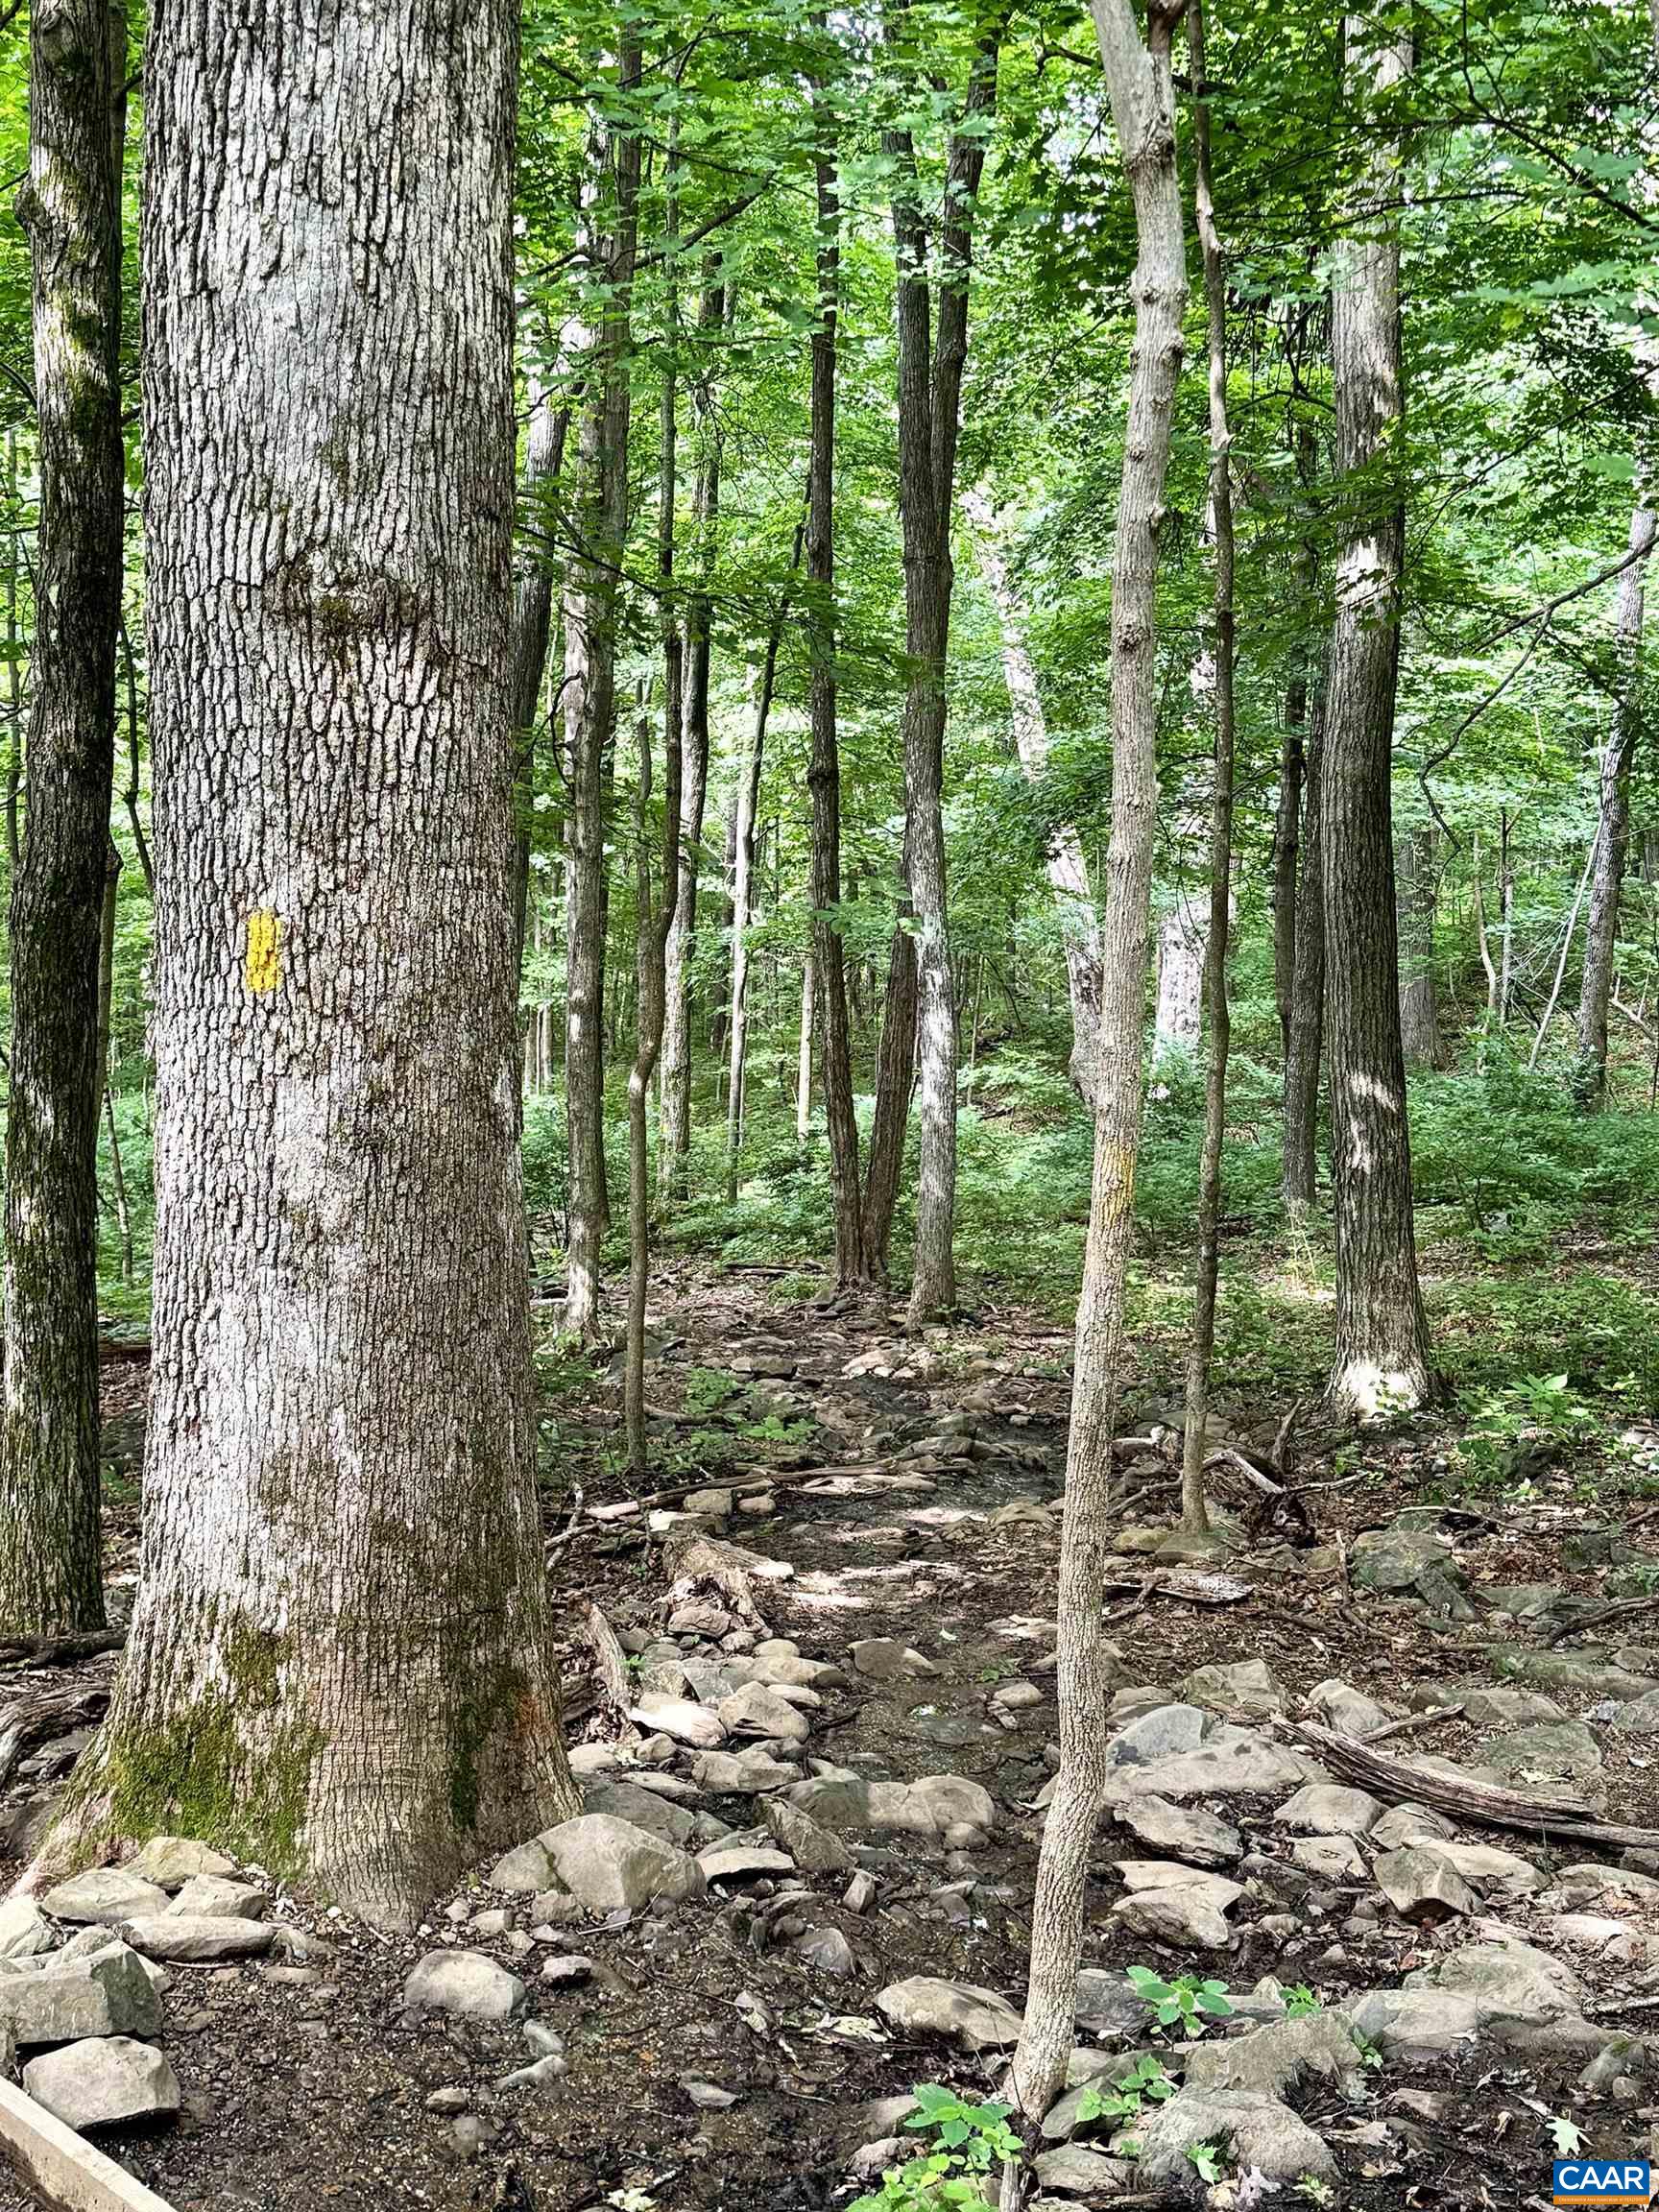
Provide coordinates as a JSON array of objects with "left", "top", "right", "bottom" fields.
[
  {"left": 1295, "top": 2176, "right": 1335, "bottom": 2207},
  {"left": 1074, "top": 2053, "right": 1175, "bottom": 2142},
  {"left": 1352, "top": 2030, "right": 1384, "bottom": 2072},
  {"left": 848, "top": 2083, "right": 1022, "bottom": 2211},
  {"left": 1284, "top": 1984, "right": 1322, "bottom": 2018},
  {"left": 683, "top": 1365, "right": 743, "bottom": 1419},
  {"left": 1126, "top": 1964, "right": 1234, "bottom": 2039},
  {"left": 1184, "top": 2140, "right": 1226, "bottom": 2185}
]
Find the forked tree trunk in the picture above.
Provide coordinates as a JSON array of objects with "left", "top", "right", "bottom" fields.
[
  {"left": 1575, "top": 504, "right": 1655, "bottom": 1105},
  {"left": 805, "top": 42, "right": 866, "bottom": 1283},
  {"left": 964, "top": 490, "right": 1102, "bottom": 1104},
  {"left": 1397, "top": 822, "right": 1444, "bottom": 1067},
  {"left": 1179, "top": 0, "right": 1235, "bottom": 1535},
  {"left": 866, "top": 5, "right": 1002, "bottom": 1320},
  {"left": 42, "top": 0, "right": 578, "bottom": 1920},
  {"left": 0, "top": 0, "right": 128, "bottom": 1636},
  {"left": 1322, "top": 15, "right": 1434, "bottom": 1415},
  {"left": 562, "top": 41, "right": 642, "bottom": 1339},
  {"left": 660, "top": 278, "right": 728, "bottom": 1190},
  {"left": 1008, "top": 0, "right": 1187, "bottom": 2128}
]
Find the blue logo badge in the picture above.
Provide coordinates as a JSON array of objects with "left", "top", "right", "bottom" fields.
[{"left": 1552, "top": 2162, "right": 1653, "bottom": 2207}]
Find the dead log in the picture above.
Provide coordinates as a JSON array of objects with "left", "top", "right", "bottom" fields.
[
  {"left": 0, "top": 1627, "right": 126, "bottom": 1670},
  {"left": 1279, "top": 1718, "right": 1659, "bottom": 1851},
  {"left": 0, "top": 1685, "right": 111, "bottom": 1791},
  {"left": 575, "top": 1598, "right": 633, "bottom": 1731}
]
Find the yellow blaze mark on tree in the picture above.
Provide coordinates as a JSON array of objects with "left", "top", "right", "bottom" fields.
[{"left": 245, "top": 910, "right": 282, "bottom": 994}]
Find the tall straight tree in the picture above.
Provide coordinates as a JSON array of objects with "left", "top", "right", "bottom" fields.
[
  {"left": 805, "top": 38, "right": 865, "bottom": 1285},
  {"left": 45, "top": 0, "right": 578, "bottom": 1920},
  {"left": 0, "top": 0, "right": 128, "bottom": 1635},
  {"left": 1009, "top": 0, "right": 1188, "bottom": 2126},
  {"left": 511, "top": 357, "right": 571, "bottom": 976},
  {"left": 1575, "top": 502, "right": 1655, "bottom": 1104},
  {"left": 1321, "top": 13, "right": 1434, "bottom": 1415},
  {"left": 861, "top": 0, "right": 1003, "bottom": 1310},
  {"left": 563, "top": 41, "right": 642, "bottom": 1338},
  {"left": 1179, "top": 0, "right": 1237, "bottom": 1535}
]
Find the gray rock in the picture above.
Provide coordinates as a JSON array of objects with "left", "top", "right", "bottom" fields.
[
  {"left": 1104, "top": 1704, "right": 1206, "bottom": 1767},
  {"left": 541, "top": 1814, "right": 705, "bottom": 1913},
  {"left": 908, "top": 1774, "right": 997, "bottom": 1834},
  {"left": 22, "top": 2036, "right": 180, "bottom": 2130},
  {"left": 1352, "top": 1525, "right": 1454, "bottom": 1594},
  {"left": 1074, "top": 1969, "right": 1152, "bottom": 2043},
  {"left": 698, "top": 1845, "right": 794, "bottom": 1885},
  {"left": 690, "top": 1749, "right": 801, "bottom": 1795},
  {"left": 876, "top": 1975, "right": 1022, "bottom": 2051},
  {"left": 1369, "top": 1802, "right": 1453, "bottom": 1849},
  {"left": 850, "top": 1638, "right": 936, "bottom": 1680},
  {"left": 582, "top": 1779, "right": 700, "bottom": 1849},
  {"left": 1489, "top": 1647, "right": 1658, "bottom": 1702},
  {"left": 1102, "top": 1726, "right": 1308, "bottom": 1804},
  {"left": 404, "top": 1949, "right": 526, "bottom": 2021},
  {"left": 1134, "top": 2087, "right": 1335, "bottom": 2184},
  {"left": 1184, "top": 2011, "right": 1363, "bottom": 2100},
  {"left": 168, "top": 1875, "right": 267, "bottom": 1919},
  {"left": 1307, "top": 1679, "right": 1390, "bottom": 1737},
  {"left": 1604, "top": 1690, "right": 1659, "bottom": 1732},
  {"left": 1291, "top": 1835, "right": 1367, "bottom": 1882},
  {"left": 0, "top": 1940, "right": 161, "bottom": 2045},
  {"left": 129, "top": 1837, "right": 236, "bottom": 1889},
  {"left": 120, "top": 1913, "right": 275, "bottom": 1961},
  {"left": 628, "top": 1694, "right": 727, "bottom": 1748},
  {"left": 783, "top": 1777, "right": 932, "bottom": 1835},
  {"left": 1413, "top": 1839, "right": 1544, "bottom": 1901},
  {"left": 1113, "top": 1793, "right": 1241, "bottom": 1869},
  {"left": 762, "top": 1798, "right": 854, "bottom": 1872},
  {"left": 1109, "top": 1884, "right": 1234, "bottom": 1952},
  {"left": 0, "top": 1897, "right": 55, "bottom": 1961},
  {"left": 1413, "top": 1936, "right": 1583, "bottom": 2028},
  {"left": 1032, "top": 2143, "right": 1136, "bottom": 2195},
  {"left": 1275, "top": 1783, "right": 1382, "bottom": 1837},
  {"left": 1444, "top": 1684, "right": 1567, "bottom": 1728},
  {"left": 40, "top": 1867, "right": 170, "bottom": 1928},
  {"left": 495, "top": 2054, "right": 566, "bottom": 2092},
  {"left": 1184, "top": 1660, "right": 1286, "bottom": 1719},
  {"left": 718, "top": 1681, "right": 811, "bottom": 1743},
  {"left": 490, "top": 1839, "right": 556, "bottom": 1892},
  {"left": 539, "top": 1955, "right": 593, "bottom": 1986},
  {"left": 795, "top": 1925, "right": 855, "bottom": 1976},
  {"left": 1343, "top": 1986, "right": 1480, "bottom": 2064},
  {"left": 1480, "top": 1719, "right": 1602, "bottom": 1781},
  {"left": 1375, "top": 1846, "right": 1479, "bottom": 1921},
  {"left": 1551, "top": 1861, "right": 1659, "bottom": 1908}
]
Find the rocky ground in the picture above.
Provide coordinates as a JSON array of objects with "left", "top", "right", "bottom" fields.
[{"left": 2, "top": 1267, "right": 1659, "bottom": 2211}]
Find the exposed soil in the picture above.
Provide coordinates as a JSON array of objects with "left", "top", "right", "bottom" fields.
[{"left": 3, "top": 1266, "right": 1657, "bottom": 2211}]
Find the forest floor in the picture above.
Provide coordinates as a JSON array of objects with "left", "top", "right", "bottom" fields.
[{"left": 5, "top": 1259, "right": 1659, "bottom": 2212}]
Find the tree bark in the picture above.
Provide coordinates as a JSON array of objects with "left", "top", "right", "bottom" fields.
[
  {"left": 0, "top": 0, "right": 128, "bottom": 1636},
  {"left": 869, "top": 4, "right": 1003, "bottom": 1322},
  {"left": 1008, "top": 0, "right": 1188, "bottom": 2128},
  {"left": 1575, "top": 504, "right": 1655, "bottom": 1105},
  {"left": 1283, "top": 681, "right": 1326, "bottom": 1210},
  {"left": 1179, "top": 0, "right": 1235, "bottom": 1536},
  {"left": 1152, "top": 889, "right": 1205, "bottom": 1062},
  {"left": 512, "top": 361, "right": 571, "bottom": 979},
  {"left": 964, "top": 490, "right": 1102, "bottom": 1104},
  {"left": 805, "top": 47, "right": 866, "bottom": 1284},
  {"left": 1272, "top": 421, "right": 1317, "bottom": 1062},
  {"left": 1322, "top": 14, "right": 1434, "bottom": 1416},
  {"left": 43, "top": 0, "right": 578, "bottom": 1920},
  {"left": 797, "top": 951, "right": 815, "bottom": 1142},
  {"left": 1397, "top": 822, "right": 1444, "bottom": 1067},
  {"left": 726, "top": 590, "right": 790, "bottom": 1189},
  {"left": 562, "top": 40, "right": 642, "bottom": 1339},
  {"left": 659, "top": 279, "right": 728, "bottom": 1190}
]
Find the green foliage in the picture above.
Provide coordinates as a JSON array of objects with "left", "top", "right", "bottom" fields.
[
  {"left": 1284, "top": 1984, "right": 1321, "bottom": 2018},
  {"left": 1074, "top": 2053, "right": 1176, "bottom": 2141},
  {"left": 1185, "top": 2141, "right": 1226, "bottom": 2186},
  {"left": 1125, "top": 1965, "right": 1234, "bottom": 2039},
  {"left": 848, "top": 2084, "right": 1022, "bottom": 2212}
]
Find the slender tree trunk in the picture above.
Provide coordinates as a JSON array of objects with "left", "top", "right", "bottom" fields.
[
  {"left": 797, "top": 952, "right": 815, "bottom": 1142},
  {"left": 725, "top": 708, "right": 761, "bottom": 1191},
  {"left": 964, "top": 490, "right": 1102, "bottom": 1102},
  {"left": 1180, "top": 0, "right": 1235, "bottom": 1535},
  {"left": 1575, "top": 505, "right": 1655, "bottom": 1105},
  {"left": 103, "top": 1088, "right": 132, "bottom": 1286},
  {"left": 1531, "top": 844, "right": 1594, "bottom": 1070},
  {"left": 118, "top": 617, "right": 153, "bottom": 896},
  {"left": 0, "top": 0, "right": 128, "bottom": 1636},
  {"left": 1009, "top": 0, "right": 1188, "bottom": 2127},
  {"left": 1397, "top": 822, "right": 1444, "bottom": 1067},
  {"left": 1322, "top": 15, "right": 1433, "bottom": 1416},
  {"left": 1498, "top": 808, "right": 1515, "bottom": 1026},
  {"left": 42, "top": 0, "right": 578, "bottom": 1919},
  {"left": 1474, "top": 832, "right": 1500, "bottom": 1034},
  {"left": 660, "top": 278, "right": 728, "bottom": 1190},
  {"left": 860, "top": 910, "right": 918, "bottom": 1281},
  {"left": 1153, "top": 890, "right": 1206, "bottom": 1062},
  {"left": 96, "top": 835, "right": 120, "bottom": 1105},
  {"left": 512, "top": 364, "right": 571, "bottom": 979},
  {"left": 6, "top": 432, "right": 25, "bottom": 876},
  {"left": 805, "top": 45, "right": 866, "bottom": 1283},
  {"left": 870, "top": 6, "right": 1003, "bottom": 1322},
  {"left": 562, "top": 43, "right": 641, "bottom": 1339},
  {"left": 1272, "top": 421, "right": 1317, "bottom": 1061},
  {"left": 1283, "top": 686, "right": 1326, "bottom": 1210}
]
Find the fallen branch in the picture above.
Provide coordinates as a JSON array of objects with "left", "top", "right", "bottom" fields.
[
  {"left": 1359, "top": 1702, "right": 1463, "bottom": 1743},
  {"left": 1546, "top": 1590, "right": 1659, "bottom": 1646},
  {"left": 0, "top": 1628, "right": 126, "bottom": 1671},
  {"left": 1279, "top": 1718, "right": 1659, "bottom": 1850}
]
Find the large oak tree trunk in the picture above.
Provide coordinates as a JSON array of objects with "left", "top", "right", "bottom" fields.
[
  {"left": 1322, "top": 15, "right": 1434, "bottom": 1415},
  {"left": 805, "top": 52, "right": 866, "bottom": 1284},
  {"left": 1575, "top": 504, "right": 1654, "bottom": 1105},
  {"left": 44, "top": 0, "right": 578, "bottom": 1922},
  {"left": 562, "top": 43, "right": 642, "bottom": 1338},
  {"left": 1009, "top": 0, "right": 1188, "bottom": 2127},
  {"left": 0, "top": 0, "right": 128, "bottom": 1636}
]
